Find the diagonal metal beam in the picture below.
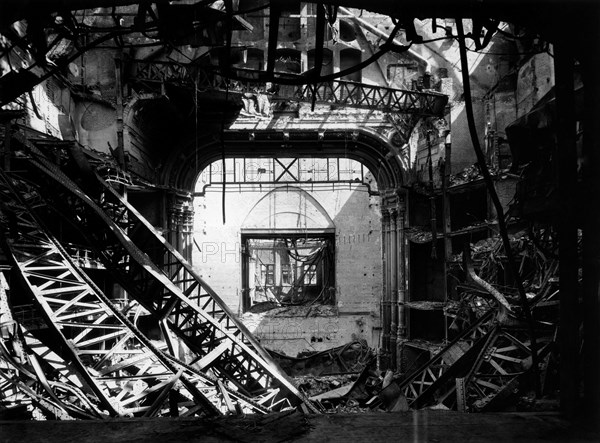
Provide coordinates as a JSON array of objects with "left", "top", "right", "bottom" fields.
[
  {"left": 0, "top": 167, "right": 270, "bottom": 416},
  {"left": 10, "top": 131, "right": 317, "bottom": 413}
]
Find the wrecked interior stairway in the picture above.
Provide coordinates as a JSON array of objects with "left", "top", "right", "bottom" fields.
[{"left": 0, "top": 130, "right": 316, "bottom": 417}]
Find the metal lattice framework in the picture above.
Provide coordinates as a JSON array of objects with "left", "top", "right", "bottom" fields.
[
  {"left": 374, "top": 264, "right": 559, "bottom": 412},
  {"left": 458, "top": 327, "right": 551, "bottom": 412},
  {"left": 1, "top": 272, "right": 100, "bottom": 419},
  {"left": 394, "top": 310, "right": 495, "bottom": 405},
  {"left": 131, "top": 61, "right": 448, "bottom": 144},
  {"left": 0, "top": 168, "right": 273, "bottom": 417},
  {"left": 132, "top": 61, "right": 447, "bottom": 116},
  {"left": 11, "top": 132, "right": 314, "bottom": 413},
  {"left": 196, "top": 157, "right": 378, "bottom": 196}
]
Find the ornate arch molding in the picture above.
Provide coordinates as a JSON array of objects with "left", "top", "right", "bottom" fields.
[{"left": 164, "top": 127, "right": 407, "bottom": 194}]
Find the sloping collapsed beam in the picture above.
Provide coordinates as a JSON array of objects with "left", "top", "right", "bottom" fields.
[
  {"left": 0, "top": 169, "right": 271, "bottom": 416},
  {"left": 12, "top": 132, "right": 315, "bottom": 412},
  {"left": 372, "top": 269, "right": 559, "bottom": 412},
  {"left": 370, "top": 310, "right": 494, "bottom": 408},
  {"left": 1, "top": 272, "right": 100, "bottom": 419}
]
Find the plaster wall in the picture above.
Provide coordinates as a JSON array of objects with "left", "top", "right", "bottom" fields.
[{"left": 192, "top": 182, "right": 383, "bottom": 356}]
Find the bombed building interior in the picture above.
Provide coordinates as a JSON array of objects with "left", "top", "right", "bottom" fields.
[{"left": 0, "top": 0, "right": 599, "bottom": 441}]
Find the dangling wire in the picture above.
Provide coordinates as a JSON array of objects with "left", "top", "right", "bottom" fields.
[
  {"left": 426, "top": 127, "right": 437, "bottom": 259},
  {"left": 221, "top": 0, "right": 234, "bottom": 225},
  {"left": 194, "top": 77, "right": 198, "bottom": 191}
]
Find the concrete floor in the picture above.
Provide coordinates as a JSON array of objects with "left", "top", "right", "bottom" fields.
[{"left": 1, "top": 410, "right": 599, "bottom": 443}]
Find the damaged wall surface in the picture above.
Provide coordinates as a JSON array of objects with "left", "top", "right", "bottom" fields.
[
  {"left": 0, "top": 0, "right": 598, "bottom": 428},
  {"left": 194, "top": 178, "right": 382, "bottom": 355}
]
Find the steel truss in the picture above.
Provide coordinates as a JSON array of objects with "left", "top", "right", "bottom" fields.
[
  {"left": 130, "top": 61, "right": 448, "bottom": 143},
  {"left": 378, "top": 273, "right": 559, "bottom": 411},
  {"left": 371, "top": 262, "right": 559, "bottom": 412},
  {"left": 196, "top": 157, "right": 378, "bottom": 196},
  {"left": 0, "top": 169, "right": 272, "bottom": 417},
  {"left": 394, "top": 310, "right": 495, "bottom": 406},
  {"left": 11, "top": 132, "right": 314, "bottom": 413},
  {"left": 132, "top": 62, "right": 447, "bottom": 115},
  {"left": 1, "top": 271, "right": 100, "bottom": 419}
]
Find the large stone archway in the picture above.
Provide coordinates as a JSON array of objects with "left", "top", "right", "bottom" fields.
[{"left": 159, "top": 126, "right": 408, "bottom": 367}]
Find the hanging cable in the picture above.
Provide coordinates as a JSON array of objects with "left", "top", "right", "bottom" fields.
[
  {"left": 220, "top": 0, "right": 233, "bottom": 225},
  {"left": 456, "top": 18, "right": 540, "bottom": 394},
  {"left": 426, "top": 128, "right": 437, "bottom": 259}
]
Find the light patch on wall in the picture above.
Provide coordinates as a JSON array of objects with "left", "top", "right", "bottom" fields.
[
  {"left": 80, "top": 102, "right": 116, "bottom": 131},
  {"left": 242, "top": 187, "right": 335, "bottom": 231}
]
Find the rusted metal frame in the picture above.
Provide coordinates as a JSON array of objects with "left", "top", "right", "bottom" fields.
[
  {"left": 0, "top": 358, "right": 72, "bottom": 420},
  {"left": 47, "top": 191, "right": 296, "bottom": 406},
  {"left": 142, "top": 369, "right": 183, "bottom": 417},
  {"left": 401, "top": 322, "right": 494, "bottom": 401},
  {"left": 21, "top": 326, "right": 85, "bottom": 389},
  {"left": 475, "top": 327, "right": 557, "bottom": 412},
  {"left": 1, "top": 275, "right": 97, "bottom": 418},
  {"left": 165, "top": 309, "right": 269, "bottom": 395},
  {"left": 456, "top": 19, "right": 539, "bottom": 393}
]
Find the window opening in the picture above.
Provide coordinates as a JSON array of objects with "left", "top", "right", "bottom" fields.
[{"left": 242, "top": 234, "right": 334, "bottom": 311}]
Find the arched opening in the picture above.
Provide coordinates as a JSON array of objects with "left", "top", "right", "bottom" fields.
[
  {"left": 192, "top": 155, "right": 384, "bottom": 355},
  {"left": 308, "top": 48, "right": 334, "bottom": 76},
  {"left": 340, "top": 48, "right": 362, "bottom": 83},
  {"left": 339, "top": 19, "right": 357, "bottom": 42},
  {"left": 238, "top": 48, "right": 264, "bottom": 71},
  {"left": 274, "top": 48, "right": 301, "bottom": 74}
]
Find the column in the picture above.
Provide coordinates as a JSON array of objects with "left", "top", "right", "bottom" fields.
[
  {"left": 389, "top": 208, "right": 398, "bottom": 367},
  {"left": 396, "top": 203, "right": 407, "bottom": 344},
  {"left": 380, "top": 210, "right": 391, "bottom": 369}
]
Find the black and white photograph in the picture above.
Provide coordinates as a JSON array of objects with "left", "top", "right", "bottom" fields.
[{"left": 0, "top": 1, "right": 598, "bottom": 441}]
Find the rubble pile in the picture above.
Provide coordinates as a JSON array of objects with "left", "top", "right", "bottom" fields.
[
  {"left": 369, "top": 232, "right": 562, "bottom": 413},
  {"left": 270, "top": 340, "right": 373, "bottom": 377}
]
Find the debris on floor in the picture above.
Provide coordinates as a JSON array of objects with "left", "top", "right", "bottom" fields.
[
  {"left": 366, "top": 231, "right": 564, "bottom": 414},
  {"left": 269, "top": 340, "right": 373, "bottom": 377}
]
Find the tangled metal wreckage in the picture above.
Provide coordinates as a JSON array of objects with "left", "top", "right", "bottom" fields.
[
  {"left": 0, "top": 0, "right": 582, "bottom": 422},
  {"left": 0, "top": 129, "right": 564, "bottom": 418}
]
